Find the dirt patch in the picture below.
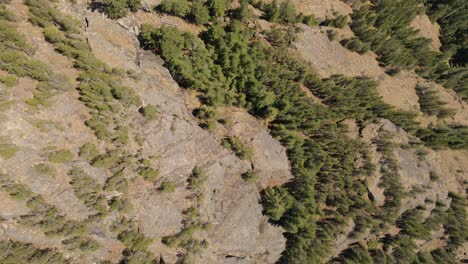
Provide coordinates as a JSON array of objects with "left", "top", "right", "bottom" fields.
[{"left": 410, "top": 14, "right": 442, "bottom": 51}]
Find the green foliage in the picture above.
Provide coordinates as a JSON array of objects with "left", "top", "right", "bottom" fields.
[
  {"left": 241, "top": 170, "right": 257, "bottom": 183},
  {"left": 127, "top": 0, "right": 142, "bottom": 12},
  {"left": 139, "top": 14, "right": 463, "bottom": 263},
  {"left": 104, "top": 170, "right": 128, "bottom": 193},
  {"left": 426, "top": 0, "right": 467, "bottom": 67},
  {"left": 375, "top": 131, "right": 404, "bottom": 222},
  {"left": 0, "top": 240, "right": 67, "bottom": 264},
  {"left": 0, "top": 174, "right": 88, "bottom": 238},
  {"left": 444, "top": 192, "right": 467, "bottom": 251},
  {"left": 187, "top": 166, "right": 207, "bottom": 190},
  {"left": 438, "top": 67, "right": 468, "bottom": 101},
  {"left": 193, "top": 106, "right": 219, "bottom": 129},
  {"left": 0, "top": 139, "right": 19, "bottom": 160},
  {"left": 69, "top": 167, "right": 108, "bottom": 216},
  {"left": 416, "top": 84, "right": 455, "bottom": 118},
  {"left": 108, "top": 196, "right": 132, "bottom": 212},
  {"left": 340, "top": 37, "right": 370, "bottom": 54},
  {"left": 26, "top": 0, "right": 142, "bottom": 143},
  {"left": 48, "top": 149, "right": 73, "bottom": 163},
  {"left": 33, "top": 163, "right": 56, "bottom": 177},
  {"left": 416, "top": 125, "right": 468, "bottom": 149},
  {"left": 111, "top": 217, "right": 155, "bottom": 261},
  {"left": 322, "top": 15, "right": 348, "bottom": 29},
  {"left": 160, "top": 180, "right": 175, "bottom": 193},
  {"left": 266, "top": 27, "right": 298, "bottom": 48},
  {"left": 0, "top": 75, "right": 18, "bottom": 87},
  {"left": 335, "top": 243, "right": 372, "bottom": 263},
  {"left": 207, "top": 0, "right": 227, "bottom": 18},
  {"left": 79, "top": 142, "right": 99, "bottom": 162},
  {"left": 118, "top": 230, "right": 152, "bottom": 251},
  {"left": 62, "top": 236, "right": 100, "bottom": 251},
  {"left": 102, "top": 0, "right": 141, "bottom": 19},
  {"left": 188, "top": 0, "right": 210, "bottom": 25},
  {"left": 222, "top": 136, "right": 253, "bottom": 160},
  {"left": 139, "top": 167, "right": 159, "bottom": 182},
  {"left": 429, "top": 171, "right": 440, "bottom": 181},
  {"left": 352, "top": 2, "right": 440, "bottom": 74},
  {"left": 156, "top": 0, "right": 190, "bottom": 17},
  {"left": 397, "top": 207, "right": 431, "bottom": 240},
  {"left": 139, "top": 104, "right": 160, "bottom": 120},
  {"left": 261, "top": 186, "right": 294, "bottom": 221},
  {"left": 92, "top": 150, "right": 121, "bottom": 168}
]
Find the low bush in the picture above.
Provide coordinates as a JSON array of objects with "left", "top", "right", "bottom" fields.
[
  {"left": 69, "top": 167, "right": 108, "bottom": 216},
  {"left": 0, "top": 142, "right": 19, "bottom": 160},
  {"left": 222, "top": 136, "right": 253, "bottom": 160},
  {"left": 160, "top": 180, "right": 175, "bottom": 193},
  {"left": 139, "top": 167, "right": 159, "bottom": 182},
  {"left": 0, "top": 75, "right": 18, "bottom": 87},
  {"left": 79, "top": 142, "right": 99, "bottom": 162},
  {"left": 0, "top": 240, "right": 67, "bottom": 263},
  {"left": 33, "top": 163, "right": 56, "bottom": 177},
  {"left": 156, "top": 0, "right": 190, "bottom": 17},
  {"left": 48, "top": 149, "right": 73, "bottom": 163},
  {"left": 241, "top": 170, "right": 257, "bottom": 183},
  {"left": 187, "top": 166, "right": 207, "bottom": 190},
  {"left": 139, "top": 105, "right": 159, "bottom": 120}
]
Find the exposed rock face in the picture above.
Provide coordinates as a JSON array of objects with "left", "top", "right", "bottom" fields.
[
  {"left": 217, "top": 108, "right": 293, "bottom": 189},
  {"left": 76, "top": 5, "right": 291, "bottom": 263},
  {"left": 410, "top": 14, "right": 442, "bottom": 51},
  {"left": 1, "top": 0, "right": 466, "bottom": 263},
  {"left": 0, "top": 2, "right": 288, "bottom": 263}
]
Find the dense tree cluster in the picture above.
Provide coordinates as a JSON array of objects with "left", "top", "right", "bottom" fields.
[
  {"left": 99, "top": 0, "right": 142, "bottom": 19},
  {"left": 139, "top": 3, "right": 468, "bottom": 259},
  {"left": 12, "top": 0, "right": 466, "bottom": 262},
  {"left": 346, "top": 0, "right": 468, "bottom": 101},
  {"left": 156, "top": 0, "right": 228, "bottom": 25},
  {"left": 416, "top": 84, "right": 455, "bottom": 118},
  {"left": 425, "top": 0, "right": 467, "bottom": 67},
  {"left": 252, "top": 0, "right": 318, "bottom": 26}
]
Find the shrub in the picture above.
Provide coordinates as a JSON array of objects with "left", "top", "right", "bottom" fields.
[
  {"left": 160, "top": 180, "right": 175, "bottom": 193},
  {"left": 118, "top": 230, "right": 152, "bottom": 251},
  {"left": 108, "top": 196, "right": 132, "bottom": 212},
  {"left": 0, "top": 75, "right": 18, "bottom": 87},
  {"left": 222, "top": 136, "right": 253, "bottom": 160},
  {"left": 156, "top": 0, "right": 190, "bottom": 17},
  {"left": 104, "top": 170, "right": 128, "bottom": 193},
  {"left": 429, "top": 171, "right": 440, "bottom": 181},
  {"left": 188, "top": 0, "right": 210, "bottom": 25},
  {"left": 321, "top": 15, "right": 348, "bottom": 29},
  {"left": 416, "top": 85, "right": 455, "bottom": 118},
  {"left": 127, "top": 0, "right": 142, "bottom": 12},
  {"left": 340, "top": 37, "right": 370, "bottom": 54},
  {"left": 103, "top": 0, "right": 129, "bottom": 19},
  {"left": 139, "top": 105, "right": 159, "bottom": 120},
  {"left": 187, "top": 166, "right": 207, "bottom": 190},
  {"left": 91, "top": 150, "right": 121, "bottom": 168},
  {"left": 48, "top": 149, "right": 73, "bottom": 163},
  {"left": 69, "top": 167, "right": 108, "bottom": 216},
  {"left": 0, "top": 240, "right": 67, "bottom": 263},
  {"left": 33, "top": 163, "right": 56, "bottom": 177},
  {"left": 79, "top": 142, "right": 99, "bottom": 161},
  {"left": 261, "top": 187, "right": 294, "bottom": 221},
  {"left": 241, "top": 170, "right": 257, "bottom": 183},
  {"left": 139, "top": 167, "right": 159, "bottom": 182},
  {"left": 43, "top": 25, "right": 65, "bottom": 43},
  {"left": 0, "top": 142, "right": 19, "bottom": 159}
]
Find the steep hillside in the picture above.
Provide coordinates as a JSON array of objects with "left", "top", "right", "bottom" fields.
[{"left": 0, "top": 0, "right": 466, "bottom": 263}]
